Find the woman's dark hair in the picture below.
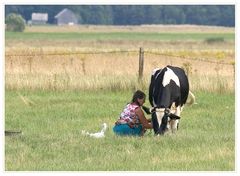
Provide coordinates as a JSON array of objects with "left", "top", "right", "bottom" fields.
[{"left": 131, "top": 90, "right": 146, "bottom": 104}]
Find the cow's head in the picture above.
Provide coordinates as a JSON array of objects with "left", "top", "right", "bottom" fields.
[
  {"left": 151, "top": 108, "right": 169, "bottom": 135},
  {"left": 142, "top": 106, "right": 168, "bottom": 134},
  {"left": 143, "top": 106, "right": 181, "bottom": 135}
]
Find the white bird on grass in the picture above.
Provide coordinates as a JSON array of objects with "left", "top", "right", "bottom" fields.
[{"left": 81, "top": 123, "right": 107, "bottom": 138}]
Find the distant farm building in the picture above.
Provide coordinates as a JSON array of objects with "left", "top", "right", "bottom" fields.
[
  {"left": 29, "top": 13, "right": 48, "bottom": 25},
  {"left": 54, "top": 8, "right": 78, "bottom": 26}
]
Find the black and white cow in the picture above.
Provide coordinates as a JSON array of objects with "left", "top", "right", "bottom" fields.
[{"left": 148, "top": 65, "right": 191, "bottom": 135}]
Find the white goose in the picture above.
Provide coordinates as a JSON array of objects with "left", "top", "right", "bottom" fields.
[{"left": 82, "top": 123, "right": 107, "bottom": 138}]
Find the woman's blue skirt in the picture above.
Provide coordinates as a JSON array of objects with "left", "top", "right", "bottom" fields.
[{"left": 113, "top": 124, "right": 142, "bottom": 136}]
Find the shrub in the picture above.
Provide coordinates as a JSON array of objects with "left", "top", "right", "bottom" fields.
[
  {"left": 5, "top": 13, "right": 25, "bottom": 32},
  {"left": 205, "top": 37, "right": 225, "bottom": 44}
]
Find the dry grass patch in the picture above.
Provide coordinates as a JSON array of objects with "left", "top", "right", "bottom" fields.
[
  {"left": 5, "top": 47, "right": 234, "bottom": 92},
  {"left": 24, "top": 25, "right": 234, "bottom": 33}
]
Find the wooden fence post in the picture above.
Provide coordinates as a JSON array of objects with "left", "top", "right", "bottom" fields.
[{"left": 138, "top": 47, "right": 144, "bottom": 82}]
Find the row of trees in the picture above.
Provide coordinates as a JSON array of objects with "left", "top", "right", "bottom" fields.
[{"left": 5, "top": 5, "right": 235, "bottom": 27}]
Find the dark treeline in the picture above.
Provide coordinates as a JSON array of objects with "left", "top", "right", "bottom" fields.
[{"left": 5, "top": 5, "right": 235, "bottom": 27}]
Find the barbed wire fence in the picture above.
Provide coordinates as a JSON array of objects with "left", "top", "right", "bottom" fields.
[
  {"left": 5, "top": 47, "right": 235, "bottom": 80},
  {"left": 5, "top": 47, "right": 235, "bottom": 92}
]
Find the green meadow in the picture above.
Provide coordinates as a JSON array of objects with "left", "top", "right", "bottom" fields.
[
  {"left": 5, "top": 90, "right": 234, "bottom": 171},
  {"left": 5, "top": 31, "right": 234, "bottom": 41}
]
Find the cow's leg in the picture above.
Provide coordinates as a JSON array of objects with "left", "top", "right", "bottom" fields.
[
  {"left": 166, "top": 118, "right": 171, "bottom": 132},
  {"left": 170, "top": 106, "right": 181, "bottom": 133},
  {"left": 151, "top": 112, "right": 159, "bottom": 134},
  {"left": 170, "top": 119, "right": 179, "bottom": 133},
  {"left": 158, "top": 114, "right": 168, "bottom": 135},
  {"left": 154, "top": 109, "right": 165, "bottom": 135}
]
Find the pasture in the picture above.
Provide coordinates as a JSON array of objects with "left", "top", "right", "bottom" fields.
[
  {"left": 5, "top": 25, "right": 235, "bottom": 171},
  {"left": 5, "top": 90, "right": 234, "bottom": 171}
]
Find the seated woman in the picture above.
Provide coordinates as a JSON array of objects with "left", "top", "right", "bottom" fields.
[{"left": 113, "top": 90, "right": 152, "bottom": 136}]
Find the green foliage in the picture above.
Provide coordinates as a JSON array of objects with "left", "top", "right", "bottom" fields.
[
  {"left": 5, "top": 90, "right": 235, "bottom": 170},
  {"left": 205, "top": 37, "right": 225, "bottom": 43},
  {"left": 5, "top": 5, "right": 235, "bottom": 26},
  {"left": 162, "top": 6, "right": 186, "bottom": 24},
  {"left": 83, "top": 6, "right": 113, "bottom": 25},
  {"left": 5, "top": 13, "right": 25, "bottom": 32}
]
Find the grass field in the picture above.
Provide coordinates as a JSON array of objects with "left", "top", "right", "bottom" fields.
[
  {"left": 5, "top": 31, "right": 234, "bottom": 41},
  {"left": 5, "top": 25, "right": 234, "bottom": 50},
  {"left": 5, "top": 90, "right": 235, "bottom": 171},
  {"left": 5, "top": 25, "right": 235, "bottom": 171}
]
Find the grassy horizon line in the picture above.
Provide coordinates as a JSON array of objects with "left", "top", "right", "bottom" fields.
[{"left": 5, "top": 31, "right": 235, "bottom": 41}]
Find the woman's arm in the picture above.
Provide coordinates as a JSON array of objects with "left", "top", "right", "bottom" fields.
[{"left": 135, "top": 107, "right": 152, "bottom": 129}]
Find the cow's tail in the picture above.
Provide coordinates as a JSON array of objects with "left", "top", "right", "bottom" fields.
[{"left": 186, "top": 91, "right": 196, "bottom": 105}]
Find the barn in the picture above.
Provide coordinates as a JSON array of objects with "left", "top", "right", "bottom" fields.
[
  {"left": 30, "top": 13, "right": 48, "bottom": 25},
  {"left": 54, "top": 8, "right": 78, "bottom": 26}
]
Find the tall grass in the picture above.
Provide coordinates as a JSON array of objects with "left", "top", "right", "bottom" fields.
[
  {"left": 5, "top": 48, "right": 235, "bottom": 93},
  {"left": 5, "top": 73, "right": 234, "bottom": 94}
]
